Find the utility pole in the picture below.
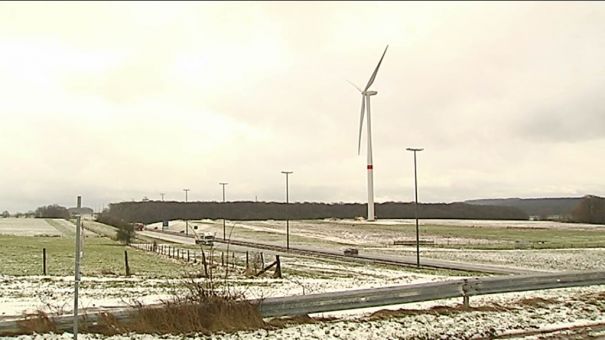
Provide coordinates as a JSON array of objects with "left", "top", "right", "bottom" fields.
[
  {"left": 281, "top": 171, "right": 293, "bottom": 250},
  {"left": 219, "top": 182, "right": 228, "bottom": 240},
  {"left": 406, "top": 148, "right": 423, "bottom": 268},
  {"left": 183, "top": 189, "right": 190, "bottom": 236},
  {"left": 160, "top": 193, "right": 165, "bottom": 201},
  {"left": 73, "top": 196, "right": 82, "bottom": 339}
]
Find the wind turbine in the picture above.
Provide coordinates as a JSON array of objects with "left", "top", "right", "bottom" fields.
[{"left": 349, "top": 45, "right": 388, "bottom": 222}]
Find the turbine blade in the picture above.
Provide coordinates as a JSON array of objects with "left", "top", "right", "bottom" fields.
[
  {"left": 364, "top": 45, "right": 389, "bottom": 91},
  {"left": 357, "top": 96, "right": 366, "bottom": 155},
  {"left": 346, "top": 80, "right": 362, "bottom": 93}
]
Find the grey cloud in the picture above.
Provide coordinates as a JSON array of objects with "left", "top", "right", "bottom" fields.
[{"left": 517, "top": 91, "right": 605, "bottom": 143}]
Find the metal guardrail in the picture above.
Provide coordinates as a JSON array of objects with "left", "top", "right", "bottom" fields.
[
  {"left": 2, "top": 270, "right": 604, "bottom": 335},
  {"left": 257, "top": 270, "right": 605, "bottom": 317}
]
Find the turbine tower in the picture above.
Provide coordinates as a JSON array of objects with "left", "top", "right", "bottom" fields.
[{"left": 350, "top": 45, "right": 388, "bottom": 222}]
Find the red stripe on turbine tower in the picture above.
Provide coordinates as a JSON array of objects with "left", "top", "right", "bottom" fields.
[{"left": 367, "top": 165, "right": 373, "bottom": 170}]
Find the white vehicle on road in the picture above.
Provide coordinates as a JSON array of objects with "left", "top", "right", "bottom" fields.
[{"left": 192, "top": 225, "right": 215, "bottom": 246}]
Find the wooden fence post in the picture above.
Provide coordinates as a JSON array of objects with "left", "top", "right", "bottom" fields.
[
  {"left": 124, "top": 250, "right": 130, "bottom": 276},
  {"left": 202, "top": 251, "right": 208, "bottom": 277},
  {"left": 273, "top": 255, "right": 282, "bottom": 278},
  {"left": 246, "top": 251, "right": 249, "bottom": 269},
  {"left": 43, "top": 248, "right": 47, "bottom": 275}
]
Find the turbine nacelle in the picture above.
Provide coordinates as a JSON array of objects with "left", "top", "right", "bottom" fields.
[{"left": 362, "top": 90, "right": 378, "bottom": 96}]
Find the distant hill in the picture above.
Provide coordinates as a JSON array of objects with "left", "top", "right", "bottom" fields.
[{"left": 465, "top": 197, "right": 585, "bottom": 219}]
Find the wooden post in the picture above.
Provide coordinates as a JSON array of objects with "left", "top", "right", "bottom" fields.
[
  {"left": 43, "top": 248, "right": 47, "bottom": 275},
  {"left": 274, "top": 255, "right": 282, "bottom": 278},
  {"left": 187, "top": 250, "right": 190, "bottom": 262},
  {"left": 221, "top": 252, "right": 224, "bottom": 266},
  {"left": 246, "top": 251, "right": 249, "bottom": 269},
  {"left": 124, "top": 250, "right": 130, "bottom": 276},
  {"left": 202, "top": 251, "right": 208, "bottom": 277},
  {"left": 463, "top": 295, "right": 470, "bottom": 308},
  {"left": 260, "top": 252, "right": 264, "bottom": 267},
  {"left": 232, "top": 252, "right": 235, "bottom": 268}
]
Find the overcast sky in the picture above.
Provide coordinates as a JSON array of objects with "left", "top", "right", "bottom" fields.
[{"left": 1, "top": 2, "right": 604, "bottom": 212}]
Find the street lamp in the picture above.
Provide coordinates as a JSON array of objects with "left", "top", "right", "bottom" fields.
[
  {"left": 406, "top": 148, "right": 423, "bottom": 268},
  {"left": 281, "top": 171, "right": 293, "bottom": 250},
  {"left": 183, "top": 188, "right": 190, "bottom": 236},
  {"left": 219, "top": 182, "right": 228, "bottom": 240}
]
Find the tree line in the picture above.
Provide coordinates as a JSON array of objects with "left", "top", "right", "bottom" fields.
[
  {"left": 570, "top": 195, "right": 605, "bottom": 224},
  {"left": 100, "top": 200, "right": 530, "bottom": 224}
]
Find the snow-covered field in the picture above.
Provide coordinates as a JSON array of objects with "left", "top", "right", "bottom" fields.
[
  {"left": 355, "top": 218, "right": 605, "bottom": 230},
  {"left": 2, "top": 218, "right": 605, "bottom": 339},
  {"left": 0, "top": 218, "right": 71, "bottom": 236},
  {"left": 152, "top": 218, "right": 605, "bottom": 249},
  {"left": 367, "top": 247, "right": 605, "bottom": 272}
]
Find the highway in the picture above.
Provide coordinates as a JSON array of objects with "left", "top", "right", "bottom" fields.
[{"left": 138, "top": 230, "right": 542, "bottom": 275}]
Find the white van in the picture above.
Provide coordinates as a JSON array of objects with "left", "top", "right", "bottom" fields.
[{"left": 196, "top": 233, "right": 215, "bottom": 246}]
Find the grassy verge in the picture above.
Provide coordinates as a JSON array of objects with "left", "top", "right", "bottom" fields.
[
  {"left": 0, "top": 235, "right": 197, "bottom": 277},
  {"left": 44, "top": 219, "right": 76, "bottom": 237}
]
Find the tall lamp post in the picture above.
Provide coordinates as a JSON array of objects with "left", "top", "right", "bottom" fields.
[
  {"left": 183, "top": 188, "right": 190, "bottom": 236},
  {"left": 281, "top": 171, "right": 293, "bottom": 250},
  {"left": 219, "top": 182, "right": 228, "bottom": 240},
  {"left": 406, "top": 148, "right": 423, "bottom": 268}
]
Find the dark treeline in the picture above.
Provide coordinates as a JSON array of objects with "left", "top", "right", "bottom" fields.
[
  {"left": 465, "top": 197, "right": 583, "bottom": 219},
  {"left": 35, "top": 204, "right": 70, "bottom": 219},
  {"left": 571, "top": 195, "right": 605, "bottom": 224},
  {"left": 101, "top": 201, "right": 529, "bottom": 224}
]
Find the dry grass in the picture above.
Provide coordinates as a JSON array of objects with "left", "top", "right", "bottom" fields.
[
  {"left": 96, "top": 299, "right": 264, "bottom": 335},
  {"left": 368, "top": 296, "right": 559, "bottom": 320},
  {"left": 515, "top": 297, "right": 557, "bottom": 307},
  {"left": 16, "top": 311, "right": 58, "bottom": 334},
  {"left": 368, "top": 303, "right": 510, "bottom": 320},
  {"left": 94, "top": 277, "right": 266, "bottom": 335},
  {"left": 9, "top": 277, "right": 266, "bottom": 336},
  {"left": 267, "top": 314, "right": 337, "bottom": 328}
]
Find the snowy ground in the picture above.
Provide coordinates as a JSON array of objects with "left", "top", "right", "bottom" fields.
[
  {"left": 0, "top": 254, "right": 452, "bottom": 317},
  {"left": 150, "top": 218, "right": 605, "bottom": 249},
  {"left": 5, "top": 286, "right": 605, "bottom": 339},
  {"left": 366, "top": 247, "right": 605, "bottom": 272},
  {"left": 3, "top": 218, "right": 605, "bottom": 339}
]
